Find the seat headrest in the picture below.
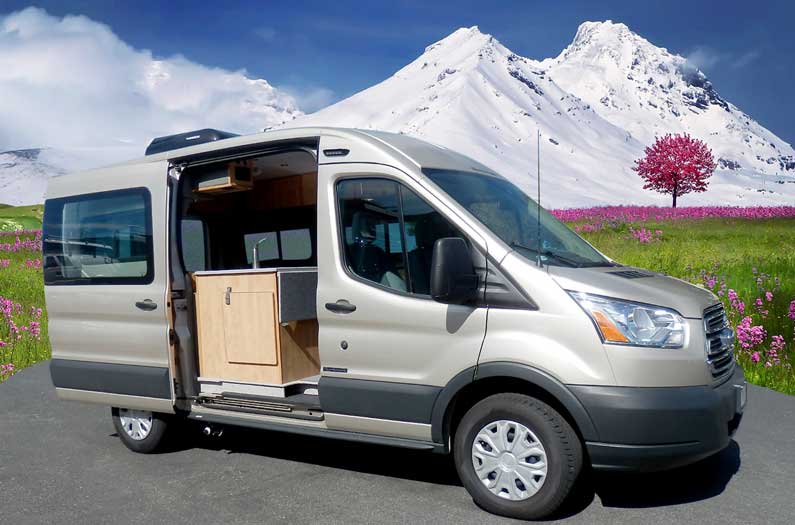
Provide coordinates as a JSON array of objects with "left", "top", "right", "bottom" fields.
[{"left": 351, "top": 211, "right": 378, "bottom": 243}]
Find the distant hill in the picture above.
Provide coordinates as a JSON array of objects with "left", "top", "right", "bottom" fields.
[{"left": 0, "top": 203, "right": 44, "bottom": 231}]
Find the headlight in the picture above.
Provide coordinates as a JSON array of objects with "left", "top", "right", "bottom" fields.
[{"left": 569, "top": 292, "right": 687, "bottom": 348}]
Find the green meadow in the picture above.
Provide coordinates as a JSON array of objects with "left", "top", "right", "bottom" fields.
[{"left": 1, "top": 205, "right": 794, "bottom": 394}]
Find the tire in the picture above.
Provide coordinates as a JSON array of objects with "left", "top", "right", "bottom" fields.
[
  {"left": 453, "top": 393, "right": 583, "bottom": 520},
  {"left": 111, "top": 407, "right": 172, "bottom": 454}
]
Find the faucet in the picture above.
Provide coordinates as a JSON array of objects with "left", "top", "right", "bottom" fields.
[{"left": 252, "top": 236, "right": 270, "bottom": 269}]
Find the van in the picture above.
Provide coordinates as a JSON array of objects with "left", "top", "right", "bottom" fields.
[{"left": 43, "top": 127, "right": 746, "bottom": 520}]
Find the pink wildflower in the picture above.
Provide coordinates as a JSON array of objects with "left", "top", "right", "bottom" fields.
[{"left": 735, "top": 316, "right": 766, "bottom": 350}]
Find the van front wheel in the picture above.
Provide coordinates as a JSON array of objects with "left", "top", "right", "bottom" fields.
[
  {"left": 111, "top": 407, "right": 171, "bottom": 453},
  {"left": 453, "top": 393, "right": 582, "bottom": 520}
]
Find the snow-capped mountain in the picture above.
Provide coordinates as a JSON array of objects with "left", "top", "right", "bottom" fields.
[
  {"left": 292, "top": 22, "right": 795, "bottom": 207},
  {"left": 3, "top": 20, "right": 793, "bottom": 207},
  {"left": 540, "top": 21, "right": 794, "bottom": 177},
  {"left": 0, "top": 146, "right": 158, "bottom": 205},
  {"left": 0, "top": 149, "right": 69, "bottom": 206}
]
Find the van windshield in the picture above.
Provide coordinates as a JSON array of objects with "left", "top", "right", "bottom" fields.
[{"left": 423, "top": 169, "right": 613, "bottom": 268}]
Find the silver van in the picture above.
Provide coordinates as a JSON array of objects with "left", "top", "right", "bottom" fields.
[{"left": 43, "top": 127, "right": 746, "bottom": 520}]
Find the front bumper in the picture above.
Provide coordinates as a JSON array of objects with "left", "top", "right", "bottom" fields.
[{"left": 569, "top": 365, "right": 746, "bottom": 472}]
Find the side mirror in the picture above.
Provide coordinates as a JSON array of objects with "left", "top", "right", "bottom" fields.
[{"left": 430, "top": 237, "right": 479, "bottom": 305}]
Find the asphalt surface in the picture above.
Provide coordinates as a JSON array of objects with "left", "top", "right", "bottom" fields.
[{"left": 1, "top": 362, "right": 793, "bottom": 524}]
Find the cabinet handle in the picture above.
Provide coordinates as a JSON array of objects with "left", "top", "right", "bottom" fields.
[{"left": 225, "top": 287, "right": 232, "bottom": 305}]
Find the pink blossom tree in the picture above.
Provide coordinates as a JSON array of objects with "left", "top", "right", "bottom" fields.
[{"left": 633, "top": 133, "right": 716, "bottom": 207}]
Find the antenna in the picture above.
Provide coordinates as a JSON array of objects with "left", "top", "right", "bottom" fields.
[{"left": 536, "top": 129, "right": 542, "bottom": 268}]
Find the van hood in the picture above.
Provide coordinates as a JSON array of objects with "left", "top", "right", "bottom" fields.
[{"left": 547, "top": 265, "right": 718, "bottom": 319}]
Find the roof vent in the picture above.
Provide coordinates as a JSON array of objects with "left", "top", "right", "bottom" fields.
[
  {"left": 145, "top": 128, "right": 239, "bottom": 156},
  {"left": 609, "top": 269, "right": 655, "bottom": 279}
]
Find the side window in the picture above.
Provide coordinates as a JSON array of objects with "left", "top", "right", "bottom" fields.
[
  {"left": 244, "top": 232, "right": 279, "bottom": 265},
  {"left": 401, "top": 186, "right": 463, "bottom": 295},
  {"left": 43, "top": 188, "right": 154, "bottom": 285},
  {"left": 337, "top": 179, "right": 407, "bottom": 292},
  {"left": 243, "top": 228, "right": 313, "bottom": 266},
  {"left": 336, "top": 178, "right": 464, "bottom": 295},
  {"left": 280, "top": 228, "right": 312, "bottom": 261},
  {"left": 181, "top": 218, "right": 207, "bottom": 272}
]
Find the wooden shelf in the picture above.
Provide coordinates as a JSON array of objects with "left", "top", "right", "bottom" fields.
[{"left": 194, "top": 160, "right": 254, "bottom": 194}]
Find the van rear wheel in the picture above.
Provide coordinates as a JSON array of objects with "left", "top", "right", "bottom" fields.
[
  {"left": 453, "top": 393, "right": 582, "bottom": 520},
  {"left": 111, "top": 407, "right": 171, "bottom": 453}
]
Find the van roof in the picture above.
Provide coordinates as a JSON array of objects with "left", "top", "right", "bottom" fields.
[{"left": 118, "top": 126, "right": 496, "bottom": 175}]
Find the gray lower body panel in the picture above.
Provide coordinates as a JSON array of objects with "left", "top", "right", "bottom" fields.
[
  {"left": 50, "top": 359, "right": 172, "bottom": 399},
  {"left": 570, "top": 365, "right": 746, "bottom": 471},
  {"left": 318, "top": 376, "right": 442, "bottom": 424}
]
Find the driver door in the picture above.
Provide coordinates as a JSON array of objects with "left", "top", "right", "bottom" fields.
[{"left": 316, "top": 163, "right": 488, "bottom": 438}]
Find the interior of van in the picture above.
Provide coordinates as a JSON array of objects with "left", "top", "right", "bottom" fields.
[{"left": 176, "top": 144, "right": 324, "bottom": 419}]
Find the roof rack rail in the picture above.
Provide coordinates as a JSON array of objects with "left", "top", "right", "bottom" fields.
[{"left": 144, "top": 128, "right": 239, "bottom": 156}]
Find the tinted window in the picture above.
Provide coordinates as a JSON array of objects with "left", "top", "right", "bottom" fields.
[
  {"left": 401, "top": 187, "right": 461, "bottom": 294},
  {"left": 43, "top": 188, "right": 153, "bottom": 285},
  {"left": 244, "top": 228, "right": 313, "bottom": 266},
  {"left": 244, "top": 232, "right": 279, "bottom": 265},
  {"left": 336, "top": 179, "right": 464, "bottom": 295},
  {"left": 337, "top": 179, "right": 407, "bottom": 292},
  {"left": 181, "top": 219, "right": 207, "bottom": 272},
  {"left": 424, "top": 169, "right": 611, "bottom": 267},
  {"left": 280, "top": 228, "right": 312, "bottom": 261}
]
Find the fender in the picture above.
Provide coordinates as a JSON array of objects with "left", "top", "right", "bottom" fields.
[{"left": 430, "top": 361, "right": 599, "bottom": 444}]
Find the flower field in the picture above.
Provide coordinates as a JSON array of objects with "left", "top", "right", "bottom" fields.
[
  {"left": 1, "top": 205, "right": 795, "bottom": 395},
  {"left": 554, "top": 206, "right": 795, "bottom": 394},
  {"left": 0, "top": 229, "right": 47, "bottom": 381}
]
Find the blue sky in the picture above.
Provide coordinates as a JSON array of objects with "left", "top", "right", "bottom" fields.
[{"left": 3, "top": 0, "right": 795, "bottom": 144}]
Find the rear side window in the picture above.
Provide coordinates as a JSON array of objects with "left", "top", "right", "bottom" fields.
[
  {"left": 181, "top": 218, "right": 207, "bottom": 272},
  {"left": 43, "top": 188, "right": 154, "bottom": 285}
]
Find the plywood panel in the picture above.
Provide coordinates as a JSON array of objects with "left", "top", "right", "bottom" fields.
[
  {"left": 195, "top": 272, "right": 283, "bottom": 383},
  {"left": 223, "top": 291, "right": 278, "bottom": 365},
  {"left": 280, "top": 319, "right": 320, "bottom": 383},
  {"left": 194, "top": 271, "right": 320, "bottom": 385},
  {"left": 254, "top": 173, "right": 317, "bottom": 210}
]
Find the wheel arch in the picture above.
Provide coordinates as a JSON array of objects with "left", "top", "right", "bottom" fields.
[{"left": 430, "top": 362, "right": 599, "bottom": 448}]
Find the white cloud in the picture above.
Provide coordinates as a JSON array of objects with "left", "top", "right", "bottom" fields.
[
  {"left": 686, "top": 45, "right": 761, "bottom": 72},
  {"left": 685, "top": 46, "right": 724, "bottom": 70},
  {"left": 254, "top": 27, "right": 278, "bottom": 41},
  {"left": 282, "top": 85, "right": 336, "bottom": 113},
  {"left": 0, "top": 7, "right": 302, "bottom": 158},
  {"left": 731, "top": 50, "right": 760, "bottom": 69}
]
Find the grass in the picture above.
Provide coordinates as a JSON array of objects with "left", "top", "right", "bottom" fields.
[
  {"left": 1, "top": 205, "right": 793, "bottom": 395},
  {"left": 1, "top": 229, "right": 47, "bottom": 380},
  {"left": 0, "top": 203, "right": 44, "bottom": 231},
  {"left": 573, "top": 217, "right": 795, "bottom": 394}
]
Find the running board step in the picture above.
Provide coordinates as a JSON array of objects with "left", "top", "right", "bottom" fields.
[
  {"left": 188, "top": 409, "right": 445, "bottom": 453},
  {"left": 200, "top": 394, "right": 323, "bottom": 421}
]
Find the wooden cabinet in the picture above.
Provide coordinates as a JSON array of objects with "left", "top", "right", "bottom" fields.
[
  {"left": 194, "top": 160, "right": 254, "bottom": 194},
  {"left": 194, "top": 271, "right": 319, "bottom": 385}
]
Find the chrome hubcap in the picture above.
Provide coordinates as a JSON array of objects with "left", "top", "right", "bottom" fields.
[
  {"left": 471, "top": 419, "right": 548, "bottom": 501},
  {"left": 118, "top": 409, "right": 153, "bottom": 441}
]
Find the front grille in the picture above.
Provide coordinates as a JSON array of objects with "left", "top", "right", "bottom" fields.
[{"left": 703, "top": 304, "right": 735, "bottom": 381}]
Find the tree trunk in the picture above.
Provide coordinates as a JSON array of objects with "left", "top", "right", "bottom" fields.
[{"left": 672, "top": 180, "right": 678, "bottom": 208}]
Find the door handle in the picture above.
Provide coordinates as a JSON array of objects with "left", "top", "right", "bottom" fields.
[
  {"left": 135, "top": 299, "right": 158, "bottom": 311},
  {"left": 325, "top": 300, "right": 357, "bottom": 314}
]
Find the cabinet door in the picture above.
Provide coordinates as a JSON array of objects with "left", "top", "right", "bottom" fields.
[{"left": 222, "top": 290, "right": 279, "bottom": 366}]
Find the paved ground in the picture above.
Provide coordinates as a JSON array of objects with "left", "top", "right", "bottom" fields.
[{"left": 1, "top": 362, "right": 793, "bottom": 524}]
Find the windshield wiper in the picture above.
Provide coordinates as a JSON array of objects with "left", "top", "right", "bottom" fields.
[{"left": 509, "top": 242, "right": 582, "bottom": 268}]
